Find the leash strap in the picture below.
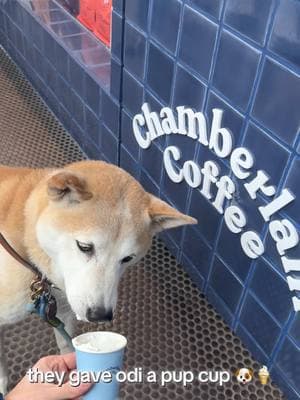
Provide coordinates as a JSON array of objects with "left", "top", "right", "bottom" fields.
[
  {"left": 0, "top": 232, "right": 54, "bottom": 287},
  {"left": 26, "top": 294, "right": 74, "bottom": 349}
]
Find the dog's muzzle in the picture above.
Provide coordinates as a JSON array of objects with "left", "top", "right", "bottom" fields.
[{"left": 86, "top": 307, "right": 113, "bottom": 322}]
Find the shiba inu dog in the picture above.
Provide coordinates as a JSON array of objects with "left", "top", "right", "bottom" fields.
[{"left": 0, "top": 160, "right": 196, "bottom": 392}]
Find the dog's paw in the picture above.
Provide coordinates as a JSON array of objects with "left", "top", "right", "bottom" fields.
[{"left": 0, "top": 375, "right": 8, "bottom": 394}]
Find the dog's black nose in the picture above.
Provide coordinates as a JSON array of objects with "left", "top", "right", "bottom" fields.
[{"left": 86, "top": 307, "right": 113, "bottom": 322}]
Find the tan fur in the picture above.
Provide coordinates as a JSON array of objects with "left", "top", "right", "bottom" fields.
[{"left": 0, "top": 160, "right": 196, "bottom": 319}]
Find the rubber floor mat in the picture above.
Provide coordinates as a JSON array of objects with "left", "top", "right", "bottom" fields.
[{"left": 0, "top": 46, "right": 285, "bottom": 399}]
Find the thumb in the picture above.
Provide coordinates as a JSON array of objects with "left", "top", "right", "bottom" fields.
[{"left": 52, "top": 381, "right": 93, "bottom": 399}]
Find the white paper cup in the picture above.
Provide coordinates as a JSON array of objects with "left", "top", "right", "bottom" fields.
[{"left": 72, "top": 331, "right": 127, "bottom": 400}]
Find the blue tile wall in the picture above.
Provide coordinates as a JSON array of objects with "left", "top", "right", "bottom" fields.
[
  {"left": 115, "top": 1, "right": 300, "bottom": 399},
  {"left": 2, "top": 0, "right": 300, "bottom": 398}
]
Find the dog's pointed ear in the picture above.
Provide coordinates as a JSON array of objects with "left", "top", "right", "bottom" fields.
[
  {"left": 235, "top": 370, "right": 240, "bottom": 377},
  {"left": 47, "top": 171, "right": 93, "bottom": 204},
  {"left": 148, "top": 194, "right": 197, "bottom": 233}
]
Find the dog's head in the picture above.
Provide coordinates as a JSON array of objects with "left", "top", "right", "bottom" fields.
[
  {"left": 29, "top": 161, "right": 197, "bottom": 322},
  {"left": 235, "top": 368, "right": 253, "bottom": 385}
]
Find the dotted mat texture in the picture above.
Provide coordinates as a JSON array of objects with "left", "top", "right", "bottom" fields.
[{"left": 0, "top": 47, "right": 285, "bottom": 399}]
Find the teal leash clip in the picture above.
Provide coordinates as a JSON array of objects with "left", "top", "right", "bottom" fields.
[{"left": 26, "top": 278, "right": 74, "bottom": 350}]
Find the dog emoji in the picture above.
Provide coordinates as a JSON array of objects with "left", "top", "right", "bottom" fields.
[{"left": 235, "top": 368, "right": 253, "bottom": 384}]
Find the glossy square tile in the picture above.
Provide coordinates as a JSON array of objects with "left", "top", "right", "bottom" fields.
[
  {"left": 166, "top": 127, "right": 198, "bottom": 161},
  {"left": 179, "top": 6, "right": 217, "bottom": 80},
  {"left": 140, "top": 170, "right": 160, "bottom": 196},
  {"left": 141, "top": 142, "right": 163, "bottom": 183},
  {"left": 61, "top": 33, "right": 99, "bottom": 51},
  {"left": 283, "top": 156, "right": 300, "bottom": 224},
  {"left": 41, "top": 57, "right": 57, "bottom": 93},
  {"left": 161, "top": 169, "right": 190, "bottom": 211},
  {"left": 225, "top": 0, "right": 273, "bottom": 45},
  {"left": 206, "top": 91, "right": 244, "bottom": 146},
  {"left": 180, "top": 253, "right": 205, "bottom": 291},
  {"left": 269, "top": 0, "right": 300, "bottom": 68},
  {"left": 151, "top": 0, "right": 181, "bottom": 54},
  {"left": 173, "top": 64, "right": 206, "bottom": 109},
  {"left": 209, "top": 256, "right": 243, "bottom": 313},
  {"left": 275, "top": 338, "right": 300, "bottom": 393},
  {"left": 239, "top": 293, "right": 281, "bottom": 355},
  {"left": 216, "top": 223, "right": 253, "bottom": 282},
  {"left": 29, "top": 0, "right": 60, "bottom": 11},
  {"left": 120, "top": 144, "right": 141, "bottom": 180},
  {"left": 189, "top": 0, "right": 223, "bottom": 19},
  {"left": 146, "top": 42, "right": 174, "bottom": 103},
  {"left": 264, "top": 223, "right": 300, "bottom": 276},
  {"left": 250, "top": 258, "right": 293, "bottom": 325},
  {"left": 110, "top": 57, "right": 122, "bottom": 99},
  {"left": 181, "top": 227, "right": 213, "bottom": 281},
  {"left": 74, "top": 45, "right": 111, "bottom": 67},
  {"left": 43, "top": 30, "right": 56, "bottom": 64},
  {"left": 121, "top": 110, "right": 140, "bottom": 160},
  {"left": 124, "top": 22, "right": 146, "bottom": 79},
  {"left": 269, "top": 367, "right": 300, "bottom": 400},
  {"left": 122, "top": 70, "right": 144, "bottom": 115},
  {"left": 84, "top": 73, "right": 101, "bottom": 115},
  {"left": 206, "top": 287, "right": 234, "bottom": 327},
  {"left": 111, "top": 10, "right": 123, "bottom": 61},
  {"left": 188, "top": 188, "right": 222, "bottom": 246},
  {"left": 37, "top": 9, "right": 70, "bottom": 24},
  {"left": 101, "top": 125, "right": 118, "bottom": 164},
  {"left": 230, "top": 178, "right": 267, "bottom": 233},
  {"left": 213, "top": 31, "right": 260, "bottom": 111},
  {"left": 252, "top": 58, "right": 300, "bottom": 146},
  {"left": 85, "top": 105, "right": 100, "bottom": 145},
  {"left": 69, "top": 55, "right": 85, "bottom": 97},
  {"left": 56, "top": 74, "right": 73, "bottom": 113},
  {"left": 125, "top": 0, "right": 149, "bottom": 31},
  {"left": 88, "top": 64, "right": 111, "bottom": 89},
  {"left": 55, "top": 42, "right": 70, "bottom": 80},
  {"left": 81, "top": 136, "right": 102, "bottom": 160},
  {"left": 113, "top": 0, "right": 124, "bottom": 13},
  {"left": 289, "top": 314, "right": 300, "bottom": 347},
  {"left": 235, "top": 324, "right": 269, "bottom": 365},
  {"left": 31, "top": 16, "right": 44, "bottom": 51},
  {"left": 71, "top": 90, "right": 85, "bottom": 128},
  {"left": 101, "top": 92, "right": 120, "bottom": 137},
  {"left": 243, "top": 122, "right": 290, "bottom": 187},
  {"left": 49, "top": 20, "right": 85, "bottom": 37}
]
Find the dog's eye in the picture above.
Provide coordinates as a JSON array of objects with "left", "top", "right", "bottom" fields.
[
  {"left": 121, "top": 254, "right": 135, "bottom": 264},
  {"left": 76, "top": 241, "right": 94, "bottom": 254}
]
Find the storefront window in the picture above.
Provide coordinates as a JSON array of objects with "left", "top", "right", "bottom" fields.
[{"left": 56, "top": 0, "right": 112, "bottom": 47}]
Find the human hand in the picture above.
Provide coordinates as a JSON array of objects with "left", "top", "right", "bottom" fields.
[{"left": 6, "top": 353, "right": 92, "bottom": 400}]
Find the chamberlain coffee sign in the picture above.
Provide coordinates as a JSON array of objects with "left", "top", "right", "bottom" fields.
[{"left": 133, "top": 103, "right": 300, "bottom": 312}]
